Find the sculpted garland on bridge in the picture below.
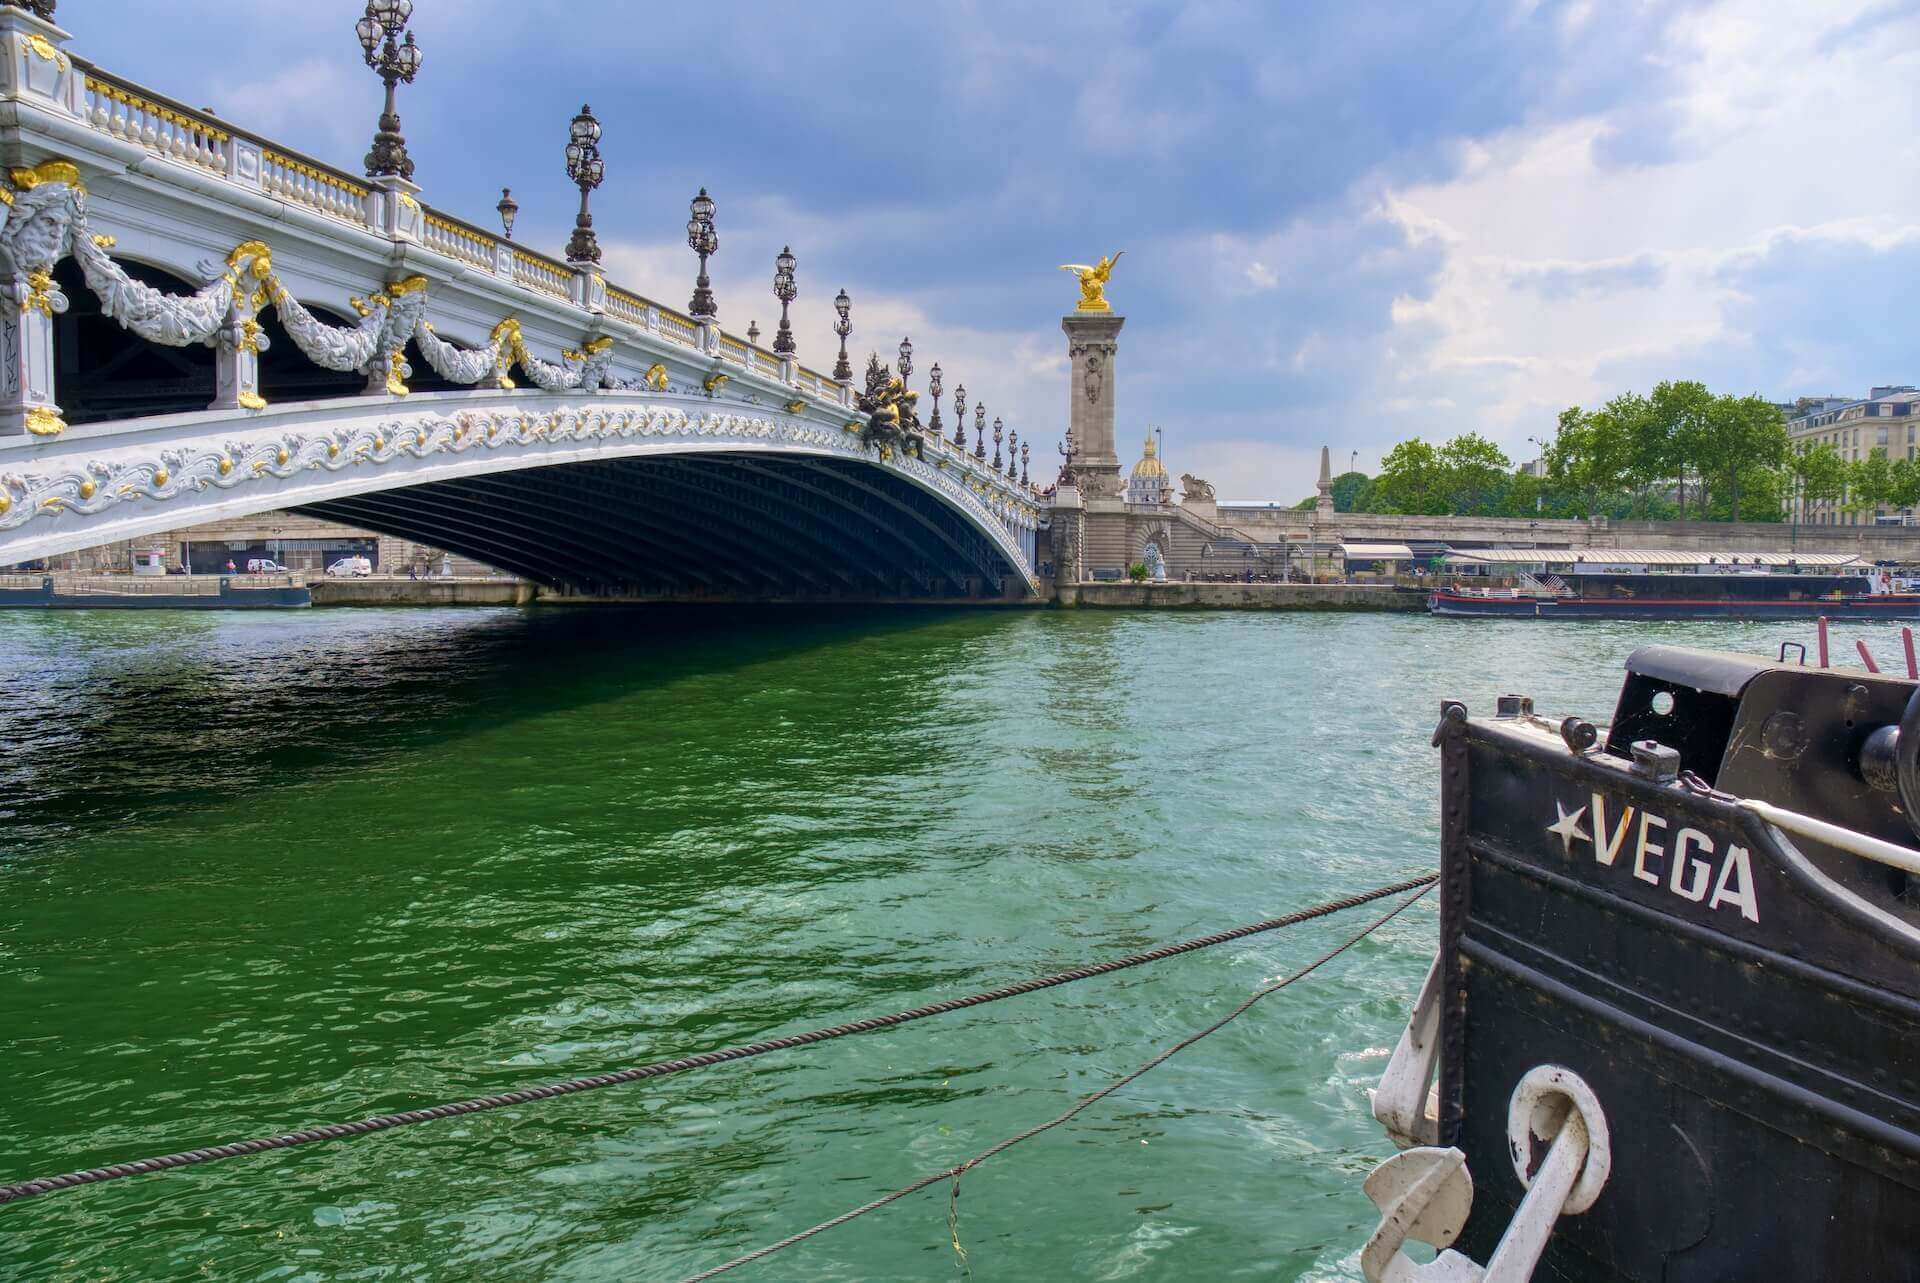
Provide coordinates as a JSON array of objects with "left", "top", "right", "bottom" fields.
[{"left": 0, "top": 160, "right": 716, "bottom": 438}]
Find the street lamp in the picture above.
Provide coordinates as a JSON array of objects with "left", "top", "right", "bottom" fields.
[
  {"left": 772, "top": 246, "right": 797, "bottom": 356},
  {"left": 356, "top": 0, "right": 423, "bottom": 180},
  {"left": 1020, "top": 439, "right": 1030, "bottom": 486},
  {"left": 686, "top": 188, "right": 718, "bottom": 320},
  {"left": 496, "top": 187, "right": 518, "bottom": 240},
  {"left": 952, "top": 381, "right": 968, "bottom": 447},
  {"left": 897, "top": 336, "right": 913, "bottom": 389},
  {"left": 992, "top": 416, "right": 1003, "bottom": 471},
  {"left": 974, "top": 403, "right": 987, "bottom": 459},
  {"left": 928, "top": 363, "right": 943, "bottom": 438},
  {"left": 1008, "top": 428, "right": 1019, "bottom": 477},
  {"left": 832, "top": 287, "right": 852, "bottom": 383},
  {"left": 563, "top": 104, "right": 604, "bottom": 264}
]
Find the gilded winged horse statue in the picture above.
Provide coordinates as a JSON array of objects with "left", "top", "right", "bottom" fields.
[{"left": 1059, "top": 252, "right": 1123, "bottom": 312}]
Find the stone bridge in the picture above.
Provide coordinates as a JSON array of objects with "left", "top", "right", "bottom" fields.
[{"left": 0, "top": 6, "right": 1042, "bottom": 599}]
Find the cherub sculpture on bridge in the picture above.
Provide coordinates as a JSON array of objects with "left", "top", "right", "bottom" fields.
[{"left": 855, "top": 353, "right": 926, "bottom": 459}]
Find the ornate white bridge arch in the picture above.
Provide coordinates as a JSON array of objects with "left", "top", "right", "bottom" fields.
[
  {"left": 0, "top": 390, "right": 1043, "bottom": 596},
  {"left": 0, "top": 5, "right": 1045, "bottom": 598}
]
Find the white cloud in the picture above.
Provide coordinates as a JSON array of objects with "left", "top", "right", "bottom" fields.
[
  {"left": 597, "top": 237, "right": 1069, "bottom": 457},
  {"left": 205, "top": 59, "right": 364, "bottom": 160},
  {"left": 1373, "top": 0, "right": 1920, "bottom": 458}
]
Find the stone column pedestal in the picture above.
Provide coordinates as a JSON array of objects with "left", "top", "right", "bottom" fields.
[
  {"left": 1062, "top": 312, "right": 1124, "bottom": 500},
  {"left": 1049, "top": 483, "right": 1085, "bottom": 590},
  {"left": 0, "top": 299, "right": 62, "bottom": 436}
]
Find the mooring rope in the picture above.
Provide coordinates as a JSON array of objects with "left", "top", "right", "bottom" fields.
[
  {"left": 0, "top": 873, "right": 1435, "bottom": 1208},
  {"left": 676, "top": 882, "right": 1436, "bottom": 1282}
]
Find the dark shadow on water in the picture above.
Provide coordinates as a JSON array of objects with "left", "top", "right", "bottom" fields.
[{"left": 0, "top": 605, "right": 1029, "bottom": 855}]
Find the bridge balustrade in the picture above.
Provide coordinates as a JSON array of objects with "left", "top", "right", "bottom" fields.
[{"left": 0, "top": 8, "right": 1042, "bottom": 595}]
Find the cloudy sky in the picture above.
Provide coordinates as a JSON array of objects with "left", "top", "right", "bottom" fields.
[{"left": 77, "top": 0, "right": 1920, "bottom": 500}]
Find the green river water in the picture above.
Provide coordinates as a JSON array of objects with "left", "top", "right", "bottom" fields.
[{"left": 0, "top": 607, "right": 1899, "bottom": 1282}]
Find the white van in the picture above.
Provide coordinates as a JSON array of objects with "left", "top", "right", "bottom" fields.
[
  {"left": 246, "top": 558, "right": 288, "bottom": 574},
  {"left": 325, "top": 556, "right": 374, "bottom": 577}
]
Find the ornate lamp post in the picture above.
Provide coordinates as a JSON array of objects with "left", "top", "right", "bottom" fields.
[
  {"left": 993, "top": 416, "right": 1004, "bottom": 471},
  {"left": 1008, "top": 428, "right": 1019, "bottom": 477},
  {"left": 356, "top": 0, "right": 423, "bottom": 180},
  {"left": 897, "top": 336, "right": 913, "bottom": 390},
  {"left": 975, "top": 404, "right": 987, "bottom": 459},
  {"left": 952, "top": 382, "right": 968, "bottom": 447},
  {"left": 747, "top": 321, "right": 760, "bottom": 345},
  {"left": 772, "top": 246, "right": 797, "bottom": 355},
  {"left": 1021, "top": 439, "right": 1030, "bottom": 486},
  {"left": 563, "top": 105, "right": 605, "bottom": 264},
  {"left": 686, "top": 188, "right": 718, "bottom": 320},
  {"left": 496, "top": 188, "right": 518, "bottom": 240},
  {"left": 928, "top": 363, "right": 943, "bottom": 438},
  {"left": 832, "top": 288, "right": 852, "bottom": 383}
]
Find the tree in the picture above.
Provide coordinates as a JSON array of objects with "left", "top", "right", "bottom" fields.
[
  {"left": 1703, "top": 393, "right": 1788, "bottom": 522},
  {"left": 1544, "top": 405, "right": 1633, "bottom": 516},
  {"left": 1649, "top": 381, "right": 1715, "bottom": 517},
  {"left": 1891, "top": 456, "right": 1920, "bottom": 513},
  {"left": 1851, "top": 448, "right": 1895, "bottom": 518},
  {"left": 1586, "top": 391, "right": 1661, "bottom": 515},
  {"left": 1792, "top": 442, "right": 1849, "bottom": 513},
  {"left": 1370, "top": 438, "right": 1449, "bottom": 514},
  {"left": 1330, "top": 470, "right": 1372, "bottom": 512},
  {"left": 1438, "top": 433, "right": 1512, "bottom": 514}
]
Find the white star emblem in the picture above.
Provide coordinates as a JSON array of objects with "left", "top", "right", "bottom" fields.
[{"left": 1546, "top": 799, "right": 1590, "bottom": 857}]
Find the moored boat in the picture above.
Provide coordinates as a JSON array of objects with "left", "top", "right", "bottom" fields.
[
  {"left": 1360, "top": 642, "right": 1920, "bottom": 1280},
  {"left": 1429, "top": 549, "right": 1920, "bottom": 620}
]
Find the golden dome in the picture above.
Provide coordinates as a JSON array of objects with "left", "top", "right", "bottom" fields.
[{"left": 1130, "top": 429, "right": 1168, "bottom": 480}]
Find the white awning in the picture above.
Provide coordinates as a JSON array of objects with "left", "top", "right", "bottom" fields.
[
  {"left": 1442, "top": 548, "right": 1867, "bottom": 569},
  {"left": 1339, "top": 543, "right": 1415, "bottom": 559}
]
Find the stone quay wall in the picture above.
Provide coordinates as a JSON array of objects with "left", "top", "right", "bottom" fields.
[
  {"left": 309, "top": 577, "right": 538, "bottom": 607},
  {"left": 1056, "top": 581, "right": 1421, "bottom": 611},
  {"left": 1210, "top": 507, "right": 1920, "bottom": 561}
]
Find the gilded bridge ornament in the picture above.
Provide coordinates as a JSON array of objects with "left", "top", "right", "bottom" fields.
[
  {"left": 1058, "top": 251, "right": 1123, "bottom": 313},
  {"left": 0, "top": 159, "right": 659, "bottom": 432},
  {"left": 0, "top": 154, "right": 1000, "bottom": 476},
  {"left": 854, "top": 352, "right": 926, "bottom": 458}
]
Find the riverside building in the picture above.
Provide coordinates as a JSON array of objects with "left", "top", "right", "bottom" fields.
[{"left": 1789, "top": 387, "right": 1920, "bottom": 525}]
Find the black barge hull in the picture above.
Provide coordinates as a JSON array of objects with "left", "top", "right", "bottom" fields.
[{"left": 1435, "top": 648, "right": 1920, "bottom": 1279}]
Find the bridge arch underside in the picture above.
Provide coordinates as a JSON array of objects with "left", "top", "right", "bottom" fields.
[{"left": 297, "top": 453, "right": 1027, "bottom": 601}]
